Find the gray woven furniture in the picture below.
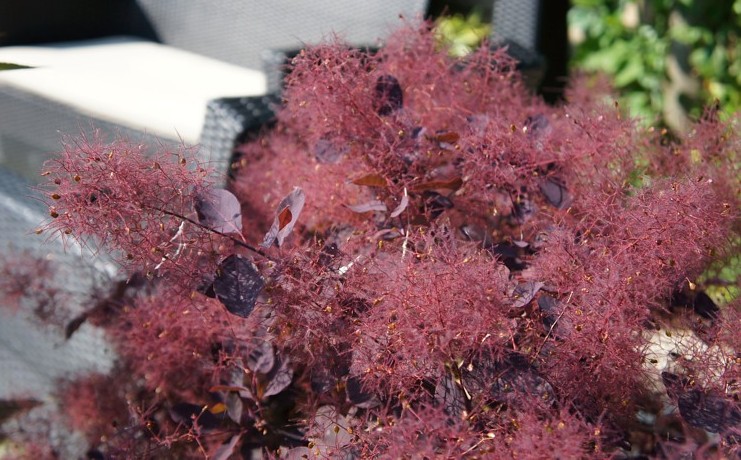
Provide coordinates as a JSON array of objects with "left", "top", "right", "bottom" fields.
[{"left": 0, "top": 0, "right": 428, "bottom": 185}]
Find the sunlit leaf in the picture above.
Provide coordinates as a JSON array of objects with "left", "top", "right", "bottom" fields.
[
  {"left": 412, "top": 176, "right": 463, "bottom": 191},
  {"left": 278, "top": 207, "right": 293, "bottom": 230},
  {"left": 213, "top": 255, "right": 264, "bottom": 318},
  {"left": 194, "top": 188, "right": 243, "bottom": 234},
  {"left": 261, "top": 187, "right": 306, "bottom": 248},
  {"left": 351, "top": 173, "right": 388, "bottom": 187},
  {"left": 210, "top": 385, "right": 250, "bottom": 393},
  {"left": 389, "top": 188, "right": 409, "bottom": 218},
  {"left": 511, "top": 281, "right": 544, "bottom": 308},
  {"left": 346, "top": 200, "right": 387, "bottom": 213},
  {"left": 432, "top": 131, "right": 460, "bottom": 144}
]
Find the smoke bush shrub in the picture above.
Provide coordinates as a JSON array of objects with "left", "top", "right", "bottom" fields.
[{"left": 4, "top": 21, "right": 739, "bottom": 458}]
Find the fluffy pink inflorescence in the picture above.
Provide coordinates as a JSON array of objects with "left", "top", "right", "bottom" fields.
[
  {"left": 41, "top": 132, "right": 233, "bottom": 287},
  {"left": 11, "top": 21, "right": 738, "bottom": 459}
]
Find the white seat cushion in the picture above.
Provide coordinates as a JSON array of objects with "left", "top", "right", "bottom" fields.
[{"left": 0, "top": 36, "right": 268, "bottom": 144}]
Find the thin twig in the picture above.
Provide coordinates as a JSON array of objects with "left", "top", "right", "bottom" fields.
[
  {"left": 533, "top": 291, "right": 573, "bottom": 362},
  {"left": 149, "top": 205, "right": 271, "bottom": 260}
]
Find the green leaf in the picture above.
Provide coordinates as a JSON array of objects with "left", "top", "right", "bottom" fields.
[{"left": 0, "top": 62, "right": 32, "bottom": 71}]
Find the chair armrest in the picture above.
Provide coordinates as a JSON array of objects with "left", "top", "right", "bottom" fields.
[{"left": 199, "top": 94, "right": 281, "bottom": 184}]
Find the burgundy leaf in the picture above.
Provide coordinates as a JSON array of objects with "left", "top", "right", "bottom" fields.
[
  {"left": 511, "top": 281, "right": 544, "bottom": 308},
  {"left": 263, "top": 358, "right": 293, "bottom": 398},
  {"left": 212, "top": 434, "right": 241, "bottom": 460},
  {"left": 539, "top": 178, "right": 572, "bottom": 209},
  {"left": 346, "top": 200, "right": 387, "bottom": 213},
  {"left": 246, "top": 340, "right": 275, "bottom": 374},
  {"left": 194, "top": 188, "right": 243, "bottom": 234},
  {"left": 538, "top": 294, "right": 572, "bottom": 338},
  {"left": 346, "top": 375, "right": 380, "bottom": 409},
  {"left": 261, "top": 187, "right": 305, "bottom": 248},
  {"left": 213, "top": 255, "right": 264, "bottom": 318},
  {"left": 678, "top": 389, "right": 740, "bottom": 433},
  {"left": 351, "top": 173, "right": 388, "bottom": 187},
  {"left": 225, "top": 392, "right": 243, "bottom": 424}
]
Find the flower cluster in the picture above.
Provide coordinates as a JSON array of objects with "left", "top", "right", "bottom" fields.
[{"left": 3, "top": 22, "right": 738, "bottom": 458}]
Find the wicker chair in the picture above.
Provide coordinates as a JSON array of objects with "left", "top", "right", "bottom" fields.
[{"left": 0, "top": 0, "right": 428, "bottom": 184}]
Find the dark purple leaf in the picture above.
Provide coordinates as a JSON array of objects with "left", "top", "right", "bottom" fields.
[
  {"left": 671, "top": 290, "right": 720, "bottom": 319},
  {"left": 346, "top": 376, "right": 379, "bottom": 409},
  {"left": 662, "top": 372, "right": 740, "bottom": 433},
  {"left": 511, "top": 281, "right": 544, "bottom": 308},
  {"left": 490, "top": 366, "right": 555, "bottom": 407},
  {"left": 263, "top": 358, "right": 293, "bottom": 398},
  {"left": 464, "top": 352, "right": 555, "bottom": 410},
  {"left": 490, "top": 242, "right": 528, "bottom": 271},
  {"left": 374, "top": 74, "right": 403, "bottom": 115},
  {"left": 246, "top": 340, "right": 275, "bottom": 374},
  {"left": 538, "top": 294, "right": 572, "bottom": 338},
  {"left": 195, "top": 188, "right": 243, "bottom": 234},
  {"left": 213, "top": 255, "right": 264, "bottom": 318},
  {"left": 434, "top": 375, "right": 467, "bottom": 417},
  {"left": 678, "top": 389, "right": 740, "bottom": 433},
  {"left": 692, "top": 292, "right": 719, "bottom": 319},
  {"left": 212, "top": 434, "right": 241, "bottom": 460},
  {"left": 225, "top": 392, "right": 243, "bottom": 424},
  {"left": 539, "top": 178, "right": 572, "bottom": 209}
]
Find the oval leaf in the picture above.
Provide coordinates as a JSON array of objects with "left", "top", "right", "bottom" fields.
[
  {"left": 511, "top": 281, "right": 544, "bottom": 308},
  {"left": 412, "top": 176, "right": 463, "bottom": 192},
  {"left": 539, "top": 178, "right": 572, "bottom": 209},
  {"left": 351, "top": 173, "right": 388, "bottom": 187},
  {"left": 212, "top": 434, "right": 241, "bottom": 460},
  {"left": 195, "top": 188, "right": 243, "bottom": 234},
  {"left": 263, "top": 358, "right": 293, "bottom": 398},
  {"left": 247, "top": 340, "right": 275, "bottom": 374},
  {"left": 213, "top": 254, "right": 264, "bottom": 318},
  {"left": 261, "top": 187, "right": 305, "bottom": 248},
  {"left": 346, "top": 200, "right": 387, "bottom": 213}
]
